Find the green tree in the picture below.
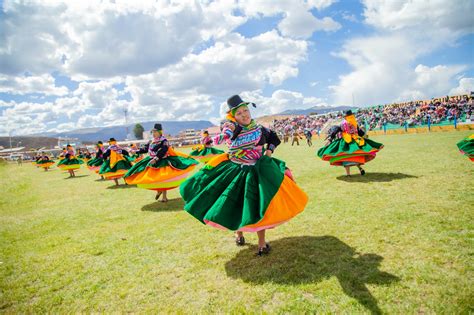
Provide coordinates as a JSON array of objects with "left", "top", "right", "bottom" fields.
[{"left": 133, "top": 123, "right": 145, "bottom": 140}]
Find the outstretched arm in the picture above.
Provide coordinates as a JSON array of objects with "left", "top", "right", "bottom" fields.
[{"left": 213, "top": 123, "right": 235, "bottom": 145}]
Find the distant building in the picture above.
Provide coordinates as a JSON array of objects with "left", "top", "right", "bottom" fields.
[
  {"left": 142, "top": 130, "right": 174, "bottom": 141},
  {"left": 0, "top": 146, "right": 26, "bottom": 159},
  {"left": 125, "top": 132, "right": 136, "bottom": 141},
  {"left": 57, "top": 137, "right": 82, "bottom": 148},
  {"left": 178, "top": 129, "right": 200, "bottom": 138},
  {"left": 207, "top": 126, "right": 220, "bottom": 136},
  {"left": 141, "top": 127, "right": 217, "bottom": 147}
]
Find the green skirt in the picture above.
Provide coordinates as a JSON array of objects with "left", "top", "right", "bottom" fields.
[
  {"left": 317, "top": 138, "right": 383, "bottom": 166},
  {"left": 180, "top": 155, "right": 308, "bottom": 231},
  {"left": 190, "top": 147, "right": 225, "bottom": 157},
  {"left": 456, "top": 135, "right": 474, "bottom": 161},
  {"left": 36, "top": 160, "right": 55, "bottom": 169},
  {"left": 57, "top": 157, "right": 84, "bottom": 166},
  {"left": 87, "top": 156, "right": 104, "bottom": 167},
  {"left": 36, "top": 159, "right": 53, "bottom": 165},
  {"left": 98, "top": 157, "right": 133, "bottom": 179},
  {"left": 128, "top": 153, "right": 142, "bottom": 161}
]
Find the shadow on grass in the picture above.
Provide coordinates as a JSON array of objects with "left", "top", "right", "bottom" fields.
[
  {"left": 63, "top": 175, "right": 90, "bottom": 179},
  {"left": 141, "top": 198, "right": 184, "bottom": 212},
  {"left": 106, "top": 184, "right": 136, "bottom": 189},
  {"left": 225, "top": 236, "right": 399, "bottom": 315},
  {"left": 336, "top": 172, "right": 418, "bottom": 182}
]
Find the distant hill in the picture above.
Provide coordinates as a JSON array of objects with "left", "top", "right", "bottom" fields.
[
  {"left": 0, "top": 136, "right": 79, "bottom": 150},
  {"left": 34, "top": 120, "right": 215, "bottom": 142},
  {"left": 278, "top": 105, "right": 354, "bottom": 116}
]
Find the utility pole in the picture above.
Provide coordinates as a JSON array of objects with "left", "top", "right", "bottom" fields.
[{"left": 124, "top": 106, "right": 129, "bottom": 140}]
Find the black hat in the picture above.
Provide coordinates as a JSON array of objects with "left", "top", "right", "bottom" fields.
[
  {"left": 227, "top": 95, "right": 256, "bottom": 112},
  {"left": 97, "top": 141, "right": 103, "bottom": 145},
  {"left": 203, "top": 130, "right": 209, "bottom": 134},
  {"left": 109, "top": 137, "right": 116, "bottom": 142},
  {"left": 151, "top": 123, "right": 163, "bottom": 131},
  {"left": 344, "top": 110, "right": 354, "bottom": 117}
]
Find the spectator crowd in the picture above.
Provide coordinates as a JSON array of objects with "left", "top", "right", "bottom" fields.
[{"left": 270, "top": 94, "right": 473, "bottom": 137}]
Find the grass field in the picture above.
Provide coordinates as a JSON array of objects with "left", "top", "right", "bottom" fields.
[{"left": 1, "top": 131, "right": 473, "bottom": 313}]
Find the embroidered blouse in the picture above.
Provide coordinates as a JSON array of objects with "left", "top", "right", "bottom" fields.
[{"left": 213, "top": 123, "right": 281, "bottom": 165}]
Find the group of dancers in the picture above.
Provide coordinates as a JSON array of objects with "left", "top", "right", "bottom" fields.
[{"left": 31, "top": 94, "right": 472, "bottom": 256}]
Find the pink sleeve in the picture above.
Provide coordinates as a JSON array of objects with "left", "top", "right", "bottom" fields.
[{"left": 213, "top": 127, "right": 233, "bottom": 145}]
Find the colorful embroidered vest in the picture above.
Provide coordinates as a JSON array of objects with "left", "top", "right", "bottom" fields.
[{"left": 228, "top": 125, "right": 263, "bottom": 165}]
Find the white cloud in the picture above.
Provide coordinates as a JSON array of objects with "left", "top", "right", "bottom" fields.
[
  {"left": 52, "top": 122, "right": 77, "bottom": 133},
  {"left": 330, "top": 0, "right": 474, "bottom": 106},
  {"left": 64, "top": 3, "right": 206, "bottom": 78},
  {"left": 330, "top": 34, "right": 418, "bottom": 105},
  {"left": 126, "top": 30, "right": 308, "bottom": 104},
  {"left": 72, "top": 80, "right": 122, "bottom": 109},
  {"left": 0, "top": 74, "right": 69, "bottom": 96},
  {"left": 218, "top": 89, "right": 327, "bottom": 118},
  {"left": 0, "top": 0, "right": 248, "bottom": 79},
  {"left": 238, "top": 0, "right": 340, "bottom": 39},
  {"left": 0, "top": 2, "right": 73, "bottom": 75},
  {"left": 396, "top": 64, "right": 467, "bottom": 101},
  {"left": 278, "top": 13, "right": 341, "bottom": 39},
  {"left": 0, "top": 77, "right": 134, "bottom": 135},
  {"left": 449, "top": 77, "right": 474, "bottom": 96},
  {"left": 363, "top": 0, "right": 473, "bottom": 37},
  {"left": 307, "top": 0, "right": 338, "bottom": 11},
  {"left": 0, "top": 101, "right": 56, "bottom": 135},
  {"left": 0, "top": 101, "right": 16, "bottom": 108}
]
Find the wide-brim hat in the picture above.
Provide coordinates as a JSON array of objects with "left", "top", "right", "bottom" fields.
[
  {"left": 151, "top": 123, "right": 163, "bottom": 131},
  {"left": 109, "top": 137, "right": 116, "bottom": 142},
  {"left": 227, "top": 95, "right": 256, "bottom": 113},
  {"left": 344, "top": 110, "right": 354, "bottom": 117},
  {"left": 97, "top": 141, "right": 103, "bottom": 145}
]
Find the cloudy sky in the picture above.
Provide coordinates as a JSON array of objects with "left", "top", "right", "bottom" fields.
[{"left": 0, "top": 0, "right": 473, "bottom": 136}]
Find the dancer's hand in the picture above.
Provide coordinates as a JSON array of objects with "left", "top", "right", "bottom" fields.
[
  {"left": 223, "top": 122, "right": 235, "bottom": 131},
  {"left": 265, "top": 150, "right": 272, "bottom": 157},
  {"left": 150, "top": 158, "right": 157, "bottom": 165}
]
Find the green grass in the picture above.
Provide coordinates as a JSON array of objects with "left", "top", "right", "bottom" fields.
[{"left": 1, "top": 131, "right": 473, "bottom": 313}]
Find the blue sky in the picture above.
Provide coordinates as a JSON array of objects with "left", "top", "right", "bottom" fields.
[{"left": 0, "top": 0, "right": 473, "bottom": 136}]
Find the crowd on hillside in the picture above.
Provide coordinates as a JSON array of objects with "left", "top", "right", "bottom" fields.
[{"left": 270, "top": 94, "right": 474, "bottom": 135}]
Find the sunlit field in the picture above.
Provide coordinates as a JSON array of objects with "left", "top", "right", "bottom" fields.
[{"left": 1, "top": 131, "right": 472, "bottom": 313}]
